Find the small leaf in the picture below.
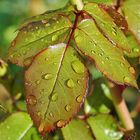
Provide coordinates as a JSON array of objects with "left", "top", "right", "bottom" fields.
[
  {"left": 84, "top": 78, "right": 112, "bottom": 114},
  {"left": 125, "top": 33, "right": 140, "bottom": 57},
  {"left": 25, "top": 43, "right": 89, "bottom": 136},
  {"left": 8, "top": 14, "right": 72, "bottom": 67},
  {"left": 0, "top": 112, "right": 33, "bottom": 140},
  {"left": 87, "top": 115, "right": 123, "bottom": 140},
  {"left": 122, "top": 0, "right": 140, "bottom": 41},
  {"left": 74, "top": 19, "right": 137, "bottom": 87},
  {"left": 83, "top": 3, "right": 130, "bottom": 52},
  {"left": 62, "top": 119, "right": 94, "bottom": 140}
]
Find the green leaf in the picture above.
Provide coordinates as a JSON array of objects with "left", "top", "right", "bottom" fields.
[
  {"left": 83, "top": 0, "right": 114, "bottom": 5},
  {"left": 74, "top": 19, "right": 137, "bottom": 87},
  {"left": 0, "top": 59, "right": 7, "bottom": 77},
  {"left": 87, "top": 115, "right": 123, "bottom": 140},
  {"left": 25, "top": 43, "right": 89, "bottom": 136},
  {"left": 62, "top": 119, "right": 94, "bottom": 140},
  {"left": 122, "top": 0, "right": 140, "bottom": 41},
  {"left": 125, "top": 33, "right": 140, "bottom": 57},
  {"left": 84, "top": 78, "right": 112, "bottom": 114},
  {"left": 0, "top": 112, "right": 33, "bottom": 140},
  {"left": 8, "top": 14, "right": 72, "bottom": 67},
  {"left": 22, "top": 127, "right": 42, "bottom": 140},
  {"left": 83, "top": 3, "right": 130, "bottom": 52}
]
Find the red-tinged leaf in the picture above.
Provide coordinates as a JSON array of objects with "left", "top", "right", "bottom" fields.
[
  {"left": 99, "top": 4, "right": 128, "bottom": 32},
  {"left": 8, "top": 14, "right": 72, "bottom": 67},
  {"left": 122, "top": 0, "right": 140, "bottom": 41},
  {"left": 25, "top": 43, "right": 89, "bottom": 136},
  {"left": 83, "top": 3, "right": 130, "bottom": 52},
  {"left": 74, "top": 19, "right": 137, "bottom": 87}
]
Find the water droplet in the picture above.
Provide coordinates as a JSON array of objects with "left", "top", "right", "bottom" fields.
[
  {"left": 77, "top": 80, "right": 81, "bottom": 85},
  {"left": 105, "top": 57, "right": 109, "bottom": 60},
  {"left": 38, "top": 122, "right": 45, "bottom": 132},
  {"left": 76, "top": 94, "right": 83, "bottom": 103},
  {"left": 42, "top": 19, "right": 47, "bottom": 24},
  {"left": 99, "top": 52, "right": 104, "bottom": 56},
  {"left": 65, "top": 105, "right": 71, "bottom": 112},
  {"left": 123, "top": 76, "right": 130, "bottom": 83},
  {"left": 42, "top": 73, "right": 53, "bottom": 80},
  {"left": 112, "top": 27, "right": 117, "bottom": 36},
  {"left": 52, "top": 35, "right": 58, "bottom": 41},
  {"left": 66, "top": 79, "right": 75, "bottom": 88},
  {"left": 71, "top": 61, "right": 84, "bottom": 74},
  {"left": 101, "top": 61, "right": 105, "bottom": 64},
  {"left": 26, "top": 95, "right": 37, "bottom": 105},
  {"left": 120, "top": 62, "right": 124, "bottom": 67},
  {"left": 56, "top": 120, "right": 66, "bottom": 128},
  {"left": 132, "top": 48, "right": 139, "bottom": 53},
  {"left": 91, "top": 50, "right": 96, "bottom": 54},
  {"left": 35, "top": 80, "right": 41, "bottom": 85},
  {"left": 22, "top": 50, "right": 27, "bottom": 55},
  {"left": 50, "top": 93, "right": 58, "bottom": 101},
  {"left": 49, "top": 112, "right": 54, "bottom": 117},
  {"left": 129, "top": 67, "right": 135, "bottom": 74}
]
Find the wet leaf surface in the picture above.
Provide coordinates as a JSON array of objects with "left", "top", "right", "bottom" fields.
[
  {"left": 62, "top": 119, "right": 94, "bottom": 140},
  {"left": 25, "top": 43, "right": 89, "bottom": 136},
  {"left": 83, "top": 3, "right": 130, "bottom": 52},
  {"left": 87, "top": 114, "right": 123, "bottom": 140},
  {"left": 8, "top": 14, "right": 72, "bottom": 67},
  {"left": 0, "top": 112, "right": 32, "bottom": 140},
  {"left": 75, "top": 19, "right": 137, "bottom": 87},
  {"left": 122, "top": 0, "right": 140, "bottom": 41}
]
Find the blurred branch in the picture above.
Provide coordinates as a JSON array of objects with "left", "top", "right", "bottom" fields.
[{"left": 109, "top": 83, "right": 134, "bottom": 135}]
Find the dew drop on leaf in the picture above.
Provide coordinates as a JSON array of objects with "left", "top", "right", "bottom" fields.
[
  {"left": 77, "top": 80, "right": 81, "bottom": 85},
  {"left": 56, "top": 120, "right": 66, "bottom": 128},
  {"left": 65, "top": 105, "right": 71, "bottom": 112},
  {"left": 42, "top": 73, "right": 53, "bottom": 80},
  {"left": 38, "top": 122, "right": 45, "bottom": 133},
  {"left": 26, "top": 95, "right": 37, "bottom": 105},
  {"left": 76, "top": 94, "right": 83, "bottom": 103},
  {"left": 52, "top": 35, "right": 58, "bottom": 41},
  {"left": 50, "top": 93, "right": 58, "bottom": 101},
  {"left": 71, "top": 61, "right": 84, "bottom": 74},
  {"left": 35, "top": 80, "right": 41, "bottom": 85},
  {"left": 49, "top": 112, "right": 54, "bottom": 117},
  {"left": 129, "top": 67, "right": 135, "bottom": 74},
  {"left": 66, "top": 79, "right": 75, "bottom": 88},
  {"left": 91, "top": 50, "right": 96, "bottom": 54},
  {"left": 123, "top": 76, "right": 130, "bottom": 83}
]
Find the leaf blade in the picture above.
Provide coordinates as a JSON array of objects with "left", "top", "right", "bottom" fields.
[
  {"left": 25, "top": 43, "right": 89, "bottom": 136},
  {"left": 74, "top": 19, "right": 137, "bottom": 87}
]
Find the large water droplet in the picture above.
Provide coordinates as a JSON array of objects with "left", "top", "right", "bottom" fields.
[
  {"left": 50, "top": 93, "right": 58, "bottom": 101},
  {"left": 38, "top": 122, "right": 45, "bottom": 133},
  {"left": 65, "top": 105, "right": 71, "bottom": 112},
  {"left": 123, "top": 76, "right": 130, "bottom": 83},
  {"left": 52, "top": 35, "right": 58, "bottom": 41},
  {"left": 56, "top": 120, "right": 66, "bottom": 128},
  {"left": 129, "top": 67, "right": 135, "bottom": 74},
  {"left": 66, "top": 79, "right": 75, "bottom": 88},
  {"left": 26, "top": 95, "right": 37, "bottom": 105},
  {"left": 76, "top": 94, "right": 83, "bottom": 103},
  {"left": 71, "top": 61, "right": 84, "bottom": 74},
  {"left": 42, "top": 73, "right": 53, "bottom": 80}
]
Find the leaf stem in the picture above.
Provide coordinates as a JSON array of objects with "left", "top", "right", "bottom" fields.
[
  {"left": 109, "top": 83, "right": 134, "bottom": 134},
  {"left": 71, "top": 0, "right": 84, "bottom": 11}
]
